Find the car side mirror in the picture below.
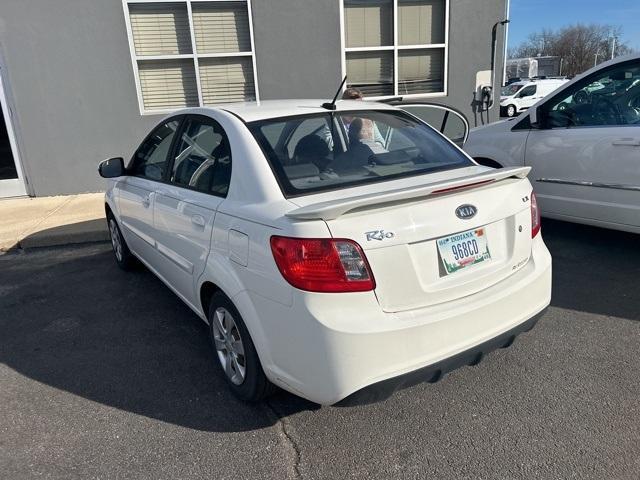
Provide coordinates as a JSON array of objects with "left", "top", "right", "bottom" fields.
[{"left": 98, "top": 157, "right": 125, "bottom": 178}]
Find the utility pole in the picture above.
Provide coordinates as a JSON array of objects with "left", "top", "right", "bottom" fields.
[{"left": 611, "top": 36, "right": 616, "bottom": 59}]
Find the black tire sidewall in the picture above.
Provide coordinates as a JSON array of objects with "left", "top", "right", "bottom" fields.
[
  {"left": 507, "top": 105, "right": 516, "bottom": 117},
  {"left": 107, "top": 213, "right": 133, "bottom": 270},
  {"left": 208, "top": 292, "right": 271, "bottom": 402}
]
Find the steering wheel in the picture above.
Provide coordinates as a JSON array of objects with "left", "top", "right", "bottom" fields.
[
  {"left": 593, "top": 97, "right": 622, "bottom": 125},
  {"left": 625, "top": 106, "right": 640, "bottom": 124}
]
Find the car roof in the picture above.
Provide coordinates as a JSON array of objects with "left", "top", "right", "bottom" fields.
[
  {"left": 512, "top": 78, "right": 566, "bottom": 86},
  {"left": 182, "top": 99, "right": 399, "bottom": 123}
]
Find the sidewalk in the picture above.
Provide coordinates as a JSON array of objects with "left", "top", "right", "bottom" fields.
[{"left": 0, "top": 193, "right": 108, "bottom": 252}]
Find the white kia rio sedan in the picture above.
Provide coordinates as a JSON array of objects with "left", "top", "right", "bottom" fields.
[{"left": 99, "top": 100, "right": 552, "bottom": 405}]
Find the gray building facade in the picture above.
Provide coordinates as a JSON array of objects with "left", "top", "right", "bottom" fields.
[{"left": 0, "top": 0, "right": 508, "bottom": 198}]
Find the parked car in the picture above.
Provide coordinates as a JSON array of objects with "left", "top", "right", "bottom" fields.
[
  {"left": 500, "top": 78, "right": 569, "bottom": 117},
  {"left": 99, "top": 99, "right": 551, "bottom": 405},
  {"left": 465, "top": 54, "right": 640, "bottom": 234}
]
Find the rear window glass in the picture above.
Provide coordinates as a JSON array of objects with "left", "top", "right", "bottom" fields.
[{"left": 248, "top": 110, "right": 472, "bottom": 197}]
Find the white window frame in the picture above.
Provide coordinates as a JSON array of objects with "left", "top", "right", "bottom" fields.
[
  {"left": 123, "top": 0, "right": 260, "bottom": 115},
  {"left": 339, "top": 0, "right": 449, "bottom": 100}
]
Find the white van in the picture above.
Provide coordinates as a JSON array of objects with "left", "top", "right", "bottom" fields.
[{"left": 500, "top": 79, "right": 568, "bottom": 117}]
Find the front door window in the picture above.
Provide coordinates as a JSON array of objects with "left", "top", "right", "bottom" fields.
[
  {"left": 517, "top": 85, "right": 537, "bottom": 99},
  {"left": 129, "top": 119, "right": 181, "bottom": 181},
  {"left": 545, "top": 61, "right": 640, "bottom": 128}
]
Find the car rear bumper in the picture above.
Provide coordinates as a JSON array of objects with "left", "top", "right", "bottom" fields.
[
  {"left": 336, "top": 307, "right": 545, "bottom": 406},
  {"left": 239, "top": 235, "right": 552, "bottom": 405}
]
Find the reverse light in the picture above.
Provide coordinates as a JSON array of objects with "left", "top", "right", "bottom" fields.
[
  {"left": 270, "top": 236, "right": 376, "bottom": 293},
  {"left": 531, "top": 192, "right": 541, "bottom": 238}
]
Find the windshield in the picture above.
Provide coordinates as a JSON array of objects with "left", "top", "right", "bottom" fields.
[
  {"left": 501, "top": 84, "right": 524, "bottom": 96},
  {"left": 248, "top": 110, "right": 473, "bottom": 197}
]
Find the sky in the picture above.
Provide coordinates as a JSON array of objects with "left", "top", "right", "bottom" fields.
[{"left": 507, "top": 0, "right": 640, "bottom": 52}]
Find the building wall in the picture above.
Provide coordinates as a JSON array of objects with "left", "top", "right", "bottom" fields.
[
  {"left": 433, "top": 0, "right": 508, "bottom": 127},
  {"left": 0, "top": 0, "right": 164, "bottom": 197},
  {"left": 0, "top": 0, "right": 507, "bottom": 197},
  {"left": 251, "top": 0, "right": 344, "bottom": 101}
]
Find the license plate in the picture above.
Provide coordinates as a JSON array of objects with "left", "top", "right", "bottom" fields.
[{"left": 437, "top": 228, "right": 491, "bottom": 275}]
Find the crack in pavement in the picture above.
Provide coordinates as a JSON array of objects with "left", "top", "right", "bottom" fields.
[{"left": 264, "top": 401, "right": 303, "bottom": 480}]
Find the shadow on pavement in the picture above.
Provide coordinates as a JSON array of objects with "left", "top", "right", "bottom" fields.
[
  {"left": 0, "top": 218, "right": 637, "bottom": 433},
  {"left": 0, "top": 245, "right": 317, "bottom": 433},
  {"left": 17, "top": 218, "right": 109, "bottom": 250},
  {"left": 541, "top": 218, "right": 639, "bottom": 321}
]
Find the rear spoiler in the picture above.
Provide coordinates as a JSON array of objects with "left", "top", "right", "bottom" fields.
[{"left": 286, "top": 166, "right": 531, "bottom": 221}]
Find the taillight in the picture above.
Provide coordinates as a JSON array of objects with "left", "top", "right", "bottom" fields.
[
  {"left": 270, "top": 236, "right": 376, "bottom": 293},
  {"left": 531, "top": 192, "right": 541, "bottom": 238}
]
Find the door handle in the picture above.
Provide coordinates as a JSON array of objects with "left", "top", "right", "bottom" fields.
[
  {"left": 141, "top": 195, "right": 151, "bottom": 208},
  {"left": 191, "top": 214, "right": 206, "bottom": 228},
  {"left": 612, "top": 138, "right": 640, "bottom": 146}
]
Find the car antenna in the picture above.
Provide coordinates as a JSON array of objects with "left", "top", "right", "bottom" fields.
[{"left": 322, "top": 75, "right": 347, "bottom": 111}]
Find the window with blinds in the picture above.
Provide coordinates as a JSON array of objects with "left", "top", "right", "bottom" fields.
[
  {"left": 344, "top": 0, "right": 447, "bottom": 97},
  {"left": 125, "top": 1, "right": 257, "bottom": 113},
  {"left": 344, "top": 0, "right": 393, "bottom": 48},
  {"left": 345, "top": 51, "right": 394, "bottom": 96}
]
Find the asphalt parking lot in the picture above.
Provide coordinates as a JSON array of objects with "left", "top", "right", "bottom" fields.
[{"left": 1, "top": 219, "right": 638, "bottom": 480}]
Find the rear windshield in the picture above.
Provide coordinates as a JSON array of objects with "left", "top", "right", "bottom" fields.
[{"left": 248, "top": 110, "right": 472, "bottom": 197}]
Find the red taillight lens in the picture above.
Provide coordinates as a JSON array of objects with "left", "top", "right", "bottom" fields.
[
  {"left": 270, "top": 236, "right": 376, "bottom": 293},
  {"left": 531, "top": 192, "right": 541, "bottom": 238}
]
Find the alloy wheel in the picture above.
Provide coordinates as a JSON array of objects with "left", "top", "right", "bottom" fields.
[{"left": 211, "top": 307, "right": 246, "bottom": 385}]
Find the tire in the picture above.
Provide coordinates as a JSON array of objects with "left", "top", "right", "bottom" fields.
[
  {"left": 107, "top": 213, "right": 135, "bottom": 270},
  {"left": 506, "top": 104, "right": 517, "bottom": 117},
  {"left": 208, "top": 292, "right": 276, "bottom": 402}
]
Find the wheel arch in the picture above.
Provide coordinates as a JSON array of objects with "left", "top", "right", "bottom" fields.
[
  {"left": 104, "top": 188, "right": 119, "bottom": 220},
  {"left": 199, "top": 281, "right": 222, "bottom": 320},
  {"left": 197, "top": 274, "right": 276, "bottom": 376}
]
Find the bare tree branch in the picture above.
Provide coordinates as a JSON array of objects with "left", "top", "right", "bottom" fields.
[{"left": 509, "top": 24, "right": 635, "bottom": 76}]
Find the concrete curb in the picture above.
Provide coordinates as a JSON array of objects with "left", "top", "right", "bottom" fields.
[
  {"left": 1, "top": 222, "right": 109, "bottom": 252},
  {"left": 19, "top": 225, "right": 110, "bottom": 250}
]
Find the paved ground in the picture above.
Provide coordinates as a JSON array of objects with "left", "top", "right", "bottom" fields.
[{"left": 1, "top": 219, "right": 638, "bottom": 479}]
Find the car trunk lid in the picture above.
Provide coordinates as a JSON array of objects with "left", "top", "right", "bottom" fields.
[{"left": 288, "top": 166, "right": 535, "bottom": 312}]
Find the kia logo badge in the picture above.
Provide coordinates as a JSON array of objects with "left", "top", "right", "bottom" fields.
[{"left": 455, "top": 204, "right": 477, "bottom": 220}]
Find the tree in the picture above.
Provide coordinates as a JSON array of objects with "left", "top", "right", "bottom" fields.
[{"left": 508, "top": 24, "right": 635, "bottom": 76}]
